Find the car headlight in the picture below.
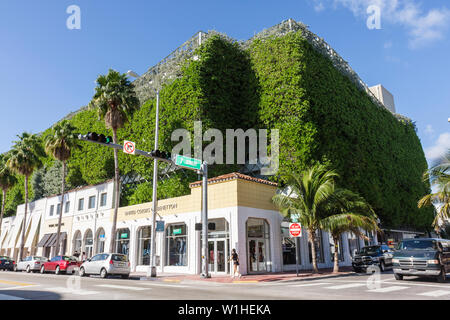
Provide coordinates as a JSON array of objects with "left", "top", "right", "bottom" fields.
[
  {"left": 392, "top": 258, "right": 399, "bottom": 263},
  {"left": 426, "top": 259, "right": 439, "bottom": 264}
]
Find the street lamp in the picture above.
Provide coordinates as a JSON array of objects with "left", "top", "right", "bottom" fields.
[{"left": 127, "top": 70, "right": 160, "bottom": 278}]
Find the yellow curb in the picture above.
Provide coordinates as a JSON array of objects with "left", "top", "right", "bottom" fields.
[
  {"left": 0, "top": 279, "right": 35, "bottom": 287},
  {"left": 163, "top": 279, "right": 181, "bottom": 283},
  {"left": 232, "top": 280, "right": 259, "bottom": 283}
]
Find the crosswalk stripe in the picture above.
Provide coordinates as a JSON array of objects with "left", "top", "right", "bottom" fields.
[
  {"left": 138, "top": 282, "right": 188, "bottom": 288},
  {"left": 324, "top": 283, "right": 367, "bottom": 290},
  {"left": 290, "top": 282, "right": 332, "bottom": 287},
  {"left": 0, "top": 293, "right": 26, "bottom": 300},
  {"left": 418, "top": 290, "right": 450, "bottom": 297},
  {"left": 97, "top": 284, "right": 148, "bottom": 291},
  {"left": 368, "top": 286, "right": 409, "bottom": 293}
]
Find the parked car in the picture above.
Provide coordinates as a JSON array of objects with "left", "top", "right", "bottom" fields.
[
  {"left": 0, "top": 256, "right": 15, "bottom": 271},
  {"left": 393, "top": 238, "right": 450, "bottom": 283},
  {"left": 40, "top": 255, "right": 81, "bottom": 275},
  {"left": 79, "top": 253, "right": 130, "bottom": 279},
  {"left": 15, "top": 256, "right": 49, "bottom": 273},
  {"left": 352, "top": 244, "right": 394, "bottom": 272}
]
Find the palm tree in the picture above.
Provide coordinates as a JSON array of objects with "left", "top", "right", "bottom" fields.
[
  {"left": 320, "top": 189, "right": 379, "bottom": 273},
  {"left": 44, "top": 120, "right": 79, "bottom": 256},
  {"left": 418, "top": 150, "right": 449, "bottom": 232},
  {"left": 0, "top": 154, "right": 18, "bottom": 243},
  {"left": 89, "top": 69, "right": 139, "bottom": 253},
  {"left": 6, "top": 133, "right": 44, "bottom": 260},
  {"left": 272, "top": 163, "right": 339, "bottom": 273}
]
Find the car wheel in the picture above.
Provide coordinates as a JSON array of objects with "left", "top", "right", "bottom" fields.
[
  {"left": 100, "top": 268, "right": 108, "bottom": 279},
  {"left": 79, "top": 267, "right": 86, "bottom": 277},
  {"left": 13, "top": 265, "right": 18, "bottom": 272},
  {"left": 121, "top": 274, "right": 129, "bottom": 279},
  {"left": 379, "top": 261, "right": 385, "bottom": 272},
  {"left": 394, "top": 273, "right": 403, "bottom": 280},
  {"left": 55, "top": 266, "right": 61, "bottom": 275},
  {"left": 437, "top": 267, "right": 447, "bottom": 283},
  {"left": 353, "top": 267, "right": 361, "bottom": 273},
  {"left": 26, "top": 265, "right": 31, "bottom": 273},
  {"left": 40, "top": 265, "right": 45, "bottom": 274}
]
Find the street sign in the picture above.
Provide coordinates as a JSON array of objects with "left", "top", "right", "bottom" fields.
[
  {"left": 156, "top": 221, "right": 165, "bottom": 232},
  {"left": 289, "top": 223, "right": 302, "bottom": 237},
  {"left": 175, "top": 154, "right": 202, "bottom": 170},
  {"left": 123, "top": 140, "right": 136, "bottom": 155}
]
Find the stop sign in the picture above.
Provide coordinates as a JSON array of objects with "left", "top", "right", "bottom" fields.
[{"left": 289, "top": 223, "right": 302, "bottom": 237}]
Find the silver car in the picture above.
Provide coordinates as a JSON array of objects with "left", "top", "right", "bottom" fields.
[
  {"left": 79, "top": 253, "right": 130, "bottom": 279},
  {"left": 15, "top": 256, "right": 49, "bottom": 273}
]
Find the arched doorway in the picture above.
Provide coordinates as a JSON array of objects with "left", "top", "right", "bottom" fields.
[
  {"left": 83, "top": 229, "right": 94, "bottom": 259},
  {"left": 73, "top": 231, "right": 82, "bottom": 255},
  {"left": 246, "top": 218, "right": 271, "bottom": 273},
  {"left": 95, "top": 228, "right": 105, "bottom": 254}
]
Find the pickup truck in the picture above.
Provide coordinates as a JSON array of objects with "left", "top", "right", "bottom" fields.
[{"left": 352, "top": 244, "right": 393, "bottom": 272}]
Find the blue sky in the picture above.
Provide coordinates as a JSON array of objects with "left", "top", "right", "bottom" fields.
[{"left": 0, "top": 0, "right": 449, "bottom": 163}]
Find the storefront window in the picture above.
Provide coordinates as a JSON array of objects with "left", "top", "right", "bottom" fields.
[
  {"left": 281, "top": 222, "right": 300, "bottom": 265},
  {"left": 73, "top": 231, "right": 82, "bottom": 254},
  {"left": 166, "top": 224, "right": 187, "bottom": 266},
  {"left": 138, "top": 226, "right": 151, "bottom": 265},
  {"left": 96, "top": 228, "right": 105, "bottom": 254},
  {"left": 84, "top": 229, "right": 93, "bottom": 258},
  {"left": 348, "top": 232, "right": 361, "bottom": 257},
  {"left": 116, "top": 228, "right": 130, "bottom": 257},
  {"left": 308, "top": 229, "right": 325, "bottom": 264},
  {"left": 329, "top": 234, "right": 345, "bottom": 262}
]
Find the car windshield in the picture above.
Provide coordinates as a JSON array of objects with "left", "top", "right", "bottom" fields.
[
  {"left": 112, "top": 254, "right": 128, "bottom": 262},
  {"left": 62, "top": 256, "right": 76, "bottom": 261},
  {"left": 358, "top": 246, "right": 380, "bottom": 255},
  {"left": 397, "top": 240, "right": 437, "bottom": 250}
]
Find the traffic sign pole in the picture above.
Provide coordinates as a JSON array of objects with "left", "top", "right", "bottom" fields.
[
  {"left": 295, "top": 237, "right": 300, "bottom": 277},
  {"left": 201, "top": 161, "right": 210, "bottom": 278}
]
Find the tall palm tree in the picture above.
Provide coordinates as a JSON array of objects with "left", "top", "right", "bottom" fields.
[
  {"left": 44, "top": 120, "right": 79, "bottom": 256},
  {"left": 272, "top": 163, "right": 339, "bottom": 273},
  {"left": 418, "top": 150, "right": 450, "bottom": 232},
  {"left": 6, "top": 133, "right": 44, "bottom": 260},
  {"left": 89, "top": 69, "right": 139, "bottom": 253},
  {"left": 320, "top": 189, "right": 379, "bottom": 273},
  {"left": 0, "top": 154, "right": 18, "bottom": 243}
]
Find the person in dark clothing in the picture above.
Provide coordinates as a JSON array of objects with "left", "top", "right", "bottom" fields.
[{"left": 228, "top": 248, "right": 242, "bottom": 279}]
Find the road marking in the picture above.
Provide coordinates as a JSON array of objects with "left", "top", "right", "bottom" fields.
[
  {"left": 324, "top": 283, "right": 367, "bottom": 290},
  {"left": 163, "top": 279, "right": 181, "bottom": 283},
  {"left": 0, "top": 285, "right": 40, "bottom": 291},
  {"left": 290, "top": 282, "right": 332, "bottom": 287},
  {"left": 97, "top": 284, "right": 148, "bottom": 291},
  {"left": 418, "top": 290, "right": 450, "bottom": 297},
  {"left": 368, "top": 286, "right": 409, "bottom": 293},
  {"left": 48, "top": 287, "right": 100, "bottom": 295},
  {"left": 139, "top": 282, "right": 189, "bottom": 288},
  {"left": 0, "top": 279, "right": 35, "bottom": 287},
  {"left": 0, "top": 293, "right": 26, "bottom": 300}
]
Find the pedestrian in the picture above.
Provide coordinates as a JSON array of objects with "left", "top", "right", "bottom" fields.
[
  {"left": 228, "top": 248, "right": 242, "bottom": 279},
  {"left": 73, "top": 251, "right": 80, "bottom": 259},
  {"left": 81, "top": 251, "right": 86, "bottom": 261}
]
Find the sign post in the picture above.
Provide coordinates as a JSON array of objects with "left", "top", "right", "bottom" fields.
[{"left": 289, "top": 222, "right": 302, "bottom": 277}]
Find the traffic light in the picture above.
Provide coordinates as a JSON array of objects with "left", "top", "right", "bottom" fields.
[
  {"left": 85, "top": 132, "right": 113, "bottom": 144},
  {"left": 150, "top": 150, "right": 171, "bottom": 160}
]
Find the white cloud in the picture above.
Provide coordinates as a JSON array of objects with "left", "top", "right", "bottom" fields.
[
  {"left": 313, "top": 0, "right": 450, "bottom": 48},
  {"left": 425, "top": 132, "right": 450, "bottom": 161},
  {"left": 424, "top": 124, "right": 434, "bottom": 136}
]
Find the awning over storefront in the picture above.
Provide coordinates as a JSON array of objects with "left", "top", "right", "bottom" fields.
[
  {"left": 37, "top": 233, "right": 52, "bottom": 247},
  {"left": 7, "top": 215, "right": 24, "bottom": 249},
  {"left": 24, "top": 215, "right": 41, "bottom": 248},
  {"left": 38, "top": 232, "right": 67, "bottom": 248}
]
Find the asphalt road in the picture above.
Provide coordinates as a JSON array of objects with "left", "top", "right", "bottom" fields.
[{"left": 0, "top": 269, "right": 448, "bottom": 300}]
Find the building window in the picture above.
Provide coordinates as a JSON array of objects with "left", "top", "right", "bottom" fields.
[
  {"left": 96, "top": 228, "right": 105, "bottom": 254},
  {"left": 49, "top": 205, "right": 54, "bottom": 216},
  {"left": 348, "top": 232, "right": 361, "bottom": 257},
  {"left": 309, "top": 230, "right": 325, "bottom": 264},
  {"left": 100, "top": 193, "right": 107, "bottom": 207},
  {"left": 78, "top": 198, "right": 84, "bottom": 211},
  {"left": 65, "top": 201, "right": 70, "bottom": 213},
  {"left": 56, "top": 203, "right": 61, "bottom": 215},
  {"left": 88, "top": 196, "right": 96, "bottom": 209},
  {"left": 281, "top": 222, "right": 300, "bottom": 265},
  {"left": 166, "top": 224, "right": 187, "bottom": 266},
  {"left": 84, "top": 229, "right": 94, "bottom": 259},
  {"left": 116, "top": 228, "right": 130, "bottom": 257},
  {"left": 138, "top": 226, "right": 151, "bottom": 266}
]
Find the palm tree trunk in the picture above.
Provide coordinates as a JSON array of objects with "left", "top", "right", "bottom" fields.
[
  {"left": 333, "top": 235, "right": 340, "bottom": 273},
  {"left": 0, "top": 189, "right": 6, "bottom": 246},
  {"left": 19, "top": 176, "right": 28, "bottom": 261},
  {"left": 55, "top": 161, "right": 66, "bottom": 256},
  {"left": 109, "top": 129, "right": 120, "bottom": 254},
  {"left": 309, "top": 228, "right": 319, "bottom": 273}
]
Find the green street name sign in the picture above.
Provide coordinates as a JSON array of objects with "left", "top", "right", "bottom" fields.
[{"left": 175, "top": 155, "right": 202, "bottom": 170}]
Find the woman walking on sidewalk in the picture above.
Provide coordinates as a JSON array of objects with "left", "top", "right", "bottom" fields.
[{"left": 228, "top": 249, "right": 242, "bottom": 279}]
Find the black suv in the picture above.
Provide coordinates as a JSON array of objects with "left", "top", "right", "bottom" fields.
[
  {"left": 393, "top": 238, "right": 450, "bottom": 283},
  {"left": 352, "top": 244, "right": 393, "bottom": 272}
]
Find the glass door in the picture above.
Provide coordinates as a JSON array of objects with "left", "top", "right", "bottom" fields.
[
  {"left": 216, "top": 240, "right": 225, "bottom": 272},
  {"left": 208, "top": 241, "right": 215, "bottom": 272},
  {"left": 248, "top": 239, "right": 267, "bottom": 273},
  {"left": 208, "top": 239, "right": 228, "bottom": 274}
]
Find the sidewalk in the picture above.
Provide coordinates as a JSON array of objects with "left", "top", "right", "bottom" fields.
[{"left": 130, "top": 266, "right": 355, "bottom": 283}]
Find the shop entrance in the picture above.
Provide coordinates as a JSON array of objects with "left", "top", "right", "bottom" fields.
[
  {"left": 246, "top": 218, "right": 271, "bottom": 273},
  {"left": 248, "top": 239, "right": 267, "bottom": 272},
  {"left": 208, "top": 239, "right": 229, "bottom": 274}
]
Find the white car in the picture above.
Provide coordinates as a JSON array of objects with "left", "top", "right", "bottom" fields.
[
  {"left": 15, "top": 256, "right": 49, "bottom": 273},
  {"left": 79, "top": 253, "right": 130, "bottom": 279}
]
